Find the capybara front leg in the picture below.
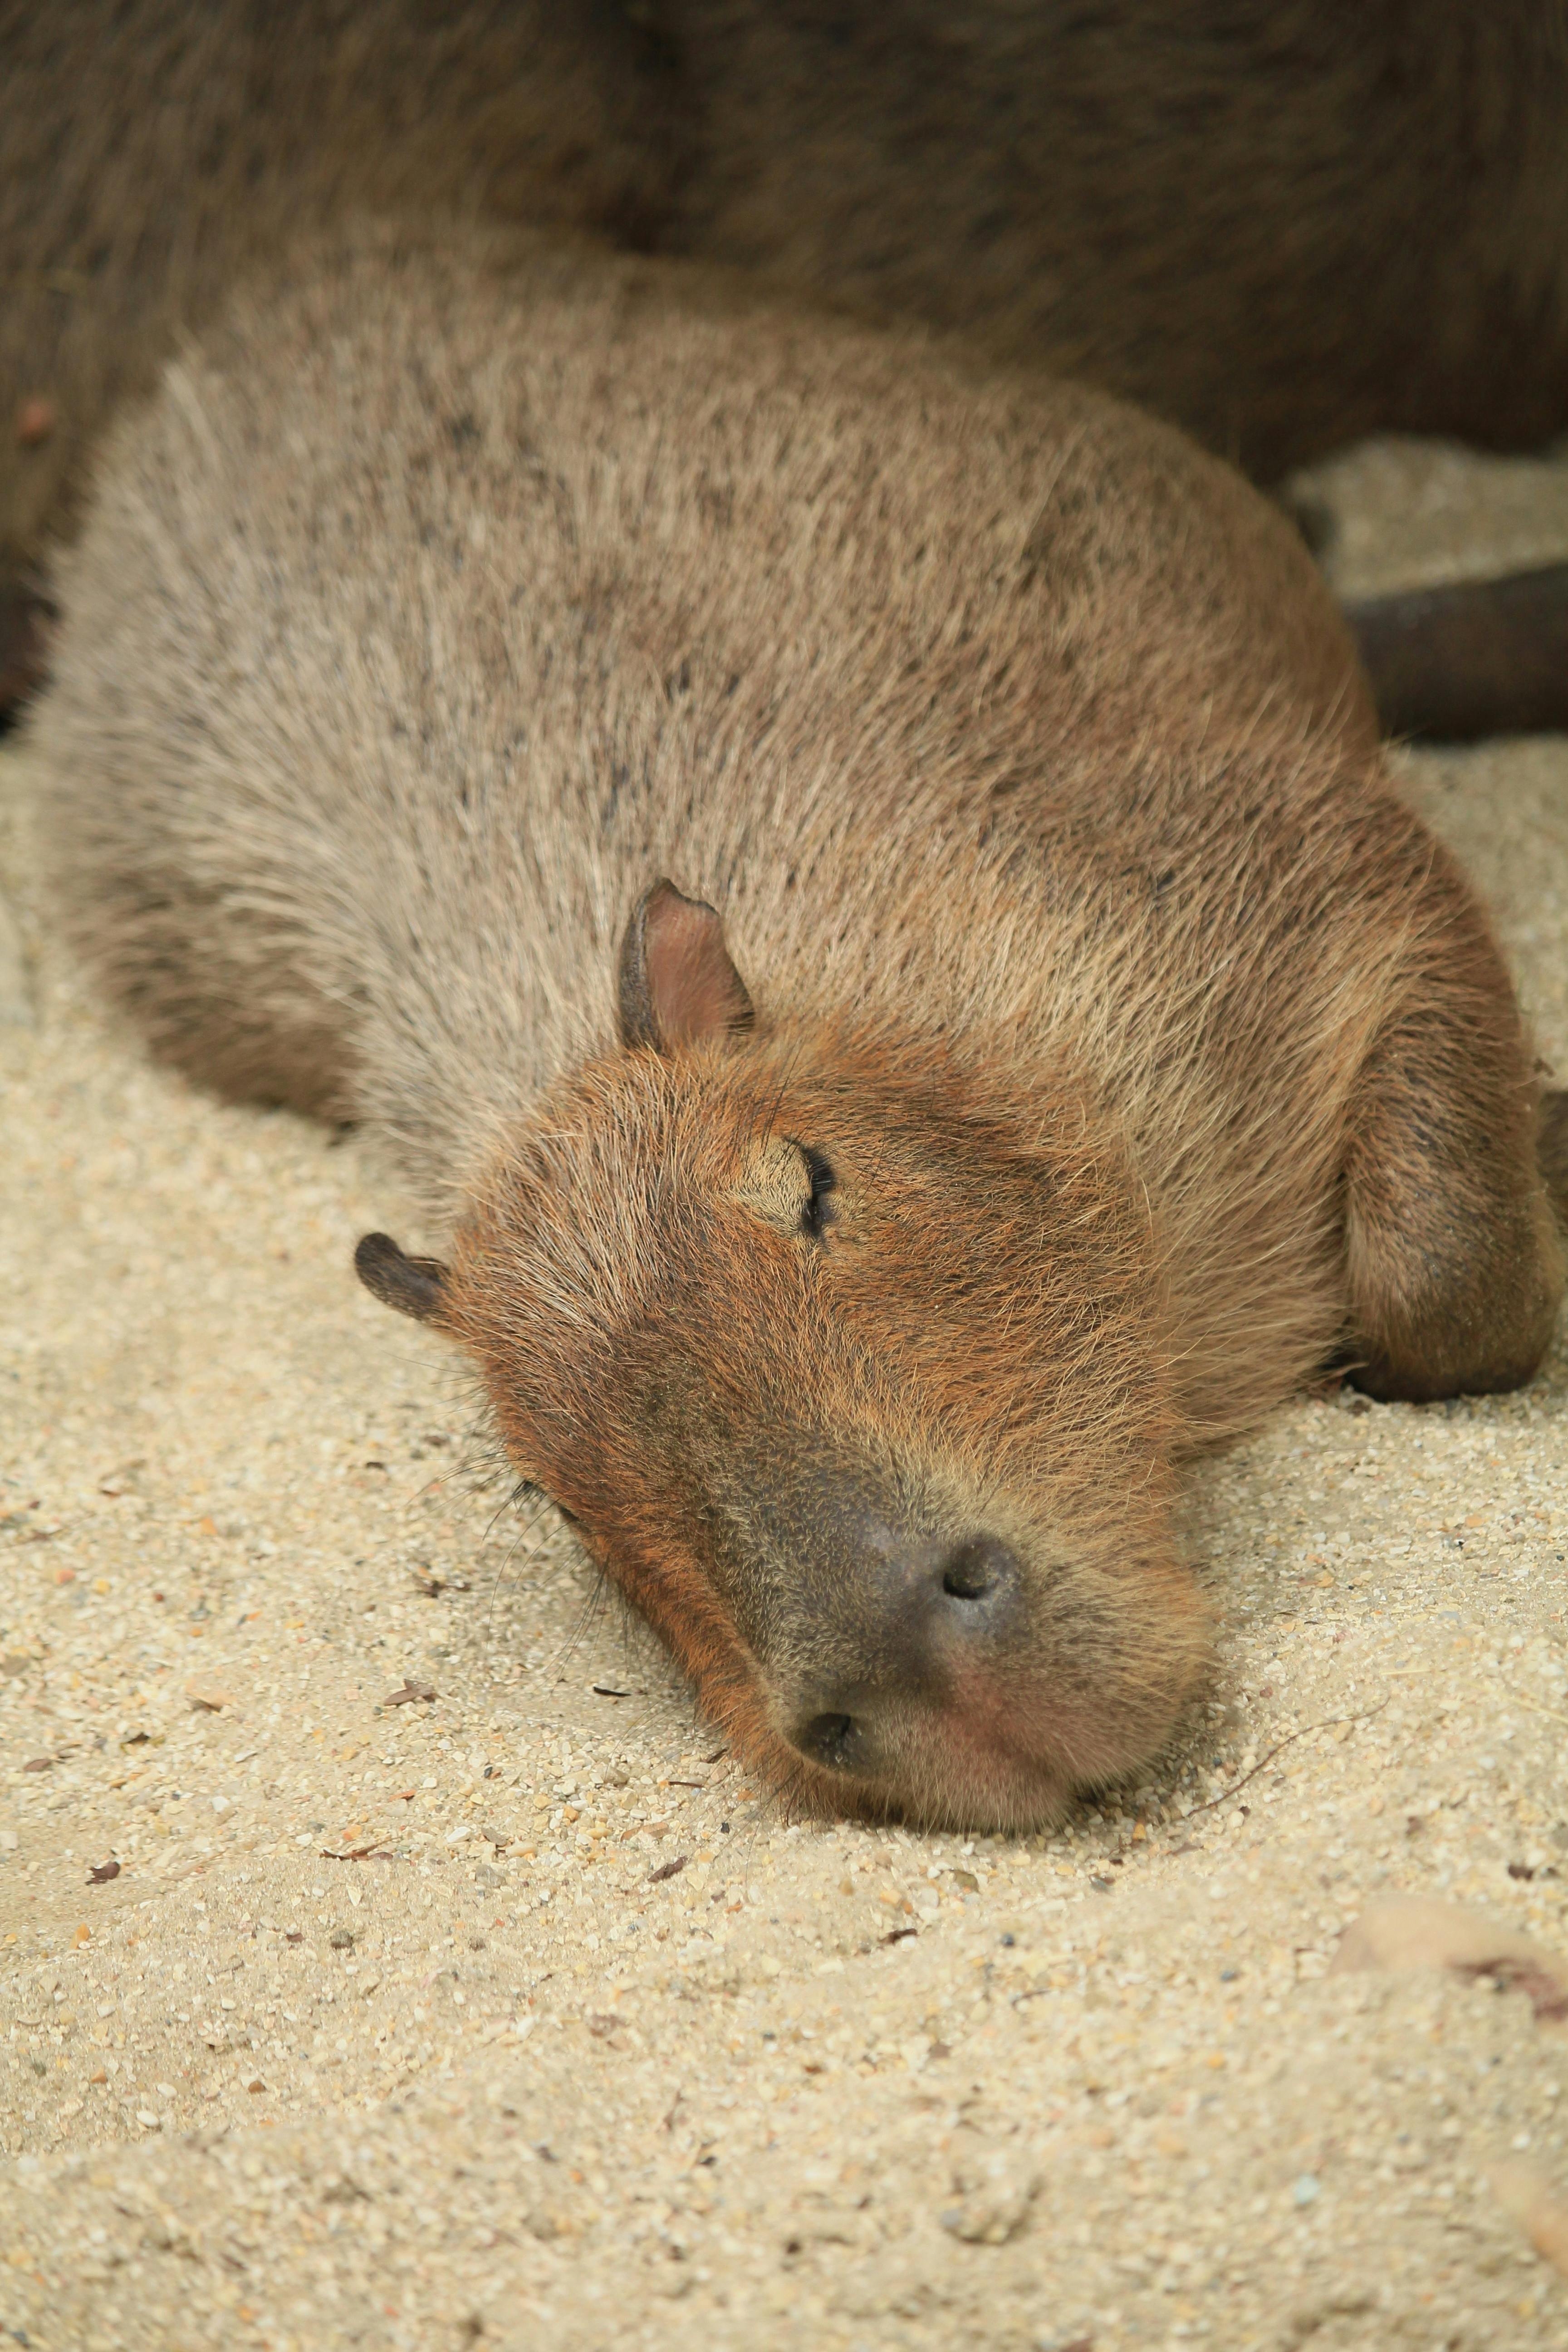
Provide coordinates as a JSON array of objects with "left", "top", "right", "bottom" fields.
[{"left": 1342, "top": 1002, "right": 1563, "bottom": 1403}]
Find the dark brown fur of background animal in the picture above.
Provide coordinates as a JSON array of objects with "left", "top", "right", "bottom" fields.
[
  {"left": 5, "top": 0, "right": 1568, "bottom": 612},
  {"left": 29, "top": 229, "right": 1563, "bottom": 1823},
  {"left": 1343, "top": 564, "right": 1568, "bottom": 742},
  {"left": 12, "top": 0, "right": 1568, "bottom": 559}
]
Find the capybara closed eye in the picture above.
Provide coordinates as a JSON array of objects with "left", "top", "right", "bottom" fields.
[{"left": 30, "top": 230, "right": 1563, "bottom": 1828}]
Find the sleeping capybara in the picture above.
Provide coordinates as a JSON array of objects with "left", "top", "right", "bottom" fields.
[{"left": 29, "top": 228, "right": 1565, "bottom": 1828}]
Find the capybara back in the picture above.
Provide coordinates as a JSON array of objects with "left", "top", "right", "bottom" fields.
[{"left": 0, "top": 0, "right": 681, "bottom": 582}]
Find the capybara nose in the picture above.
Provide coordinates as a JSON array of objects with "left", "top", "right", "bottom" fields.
[
  {"left": 785, "top": 1527, "right": 1022, "bottom": 1777},
  {"left": 883, "top": 1526, "right": 1023, "bottom": 1625},
  {"left": 795, "top": 1709, "right": 874, "bottom": 1774},
  {"left": 933, "top": 1532, "right": 1017, "bottom": 1605}
]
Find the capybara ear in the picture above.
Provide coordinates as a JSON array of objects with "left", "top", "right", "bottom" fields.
[
  {"left": 353, "top": 1232, "right": 451, "bottom": 1324},
  {"left": 617, "top": 878, "right": 755, "bottom": 1054}
]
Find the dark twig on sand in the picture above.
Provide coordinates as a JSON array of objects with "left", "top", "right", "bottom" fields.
[{"left": 1178, "top": 1697, "right": 1391, "bottom": 1821}]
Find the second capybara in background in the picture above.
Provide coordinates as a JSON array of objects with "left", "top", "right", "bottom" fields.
[
  {"left": 29, "top": 227, "right": 1564, "bottom": 1828},
  {"left": 5, "top": 1, "right": 1568, "bottom": 740},
  {"left": 6, "top": 0, "right": 1568, "bottom": 594}
]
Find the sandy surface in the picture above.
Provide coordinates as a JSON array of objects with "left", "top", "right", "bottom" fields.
[{"left": 3, "top": 437, "right": 1568, "bottom": 2352}]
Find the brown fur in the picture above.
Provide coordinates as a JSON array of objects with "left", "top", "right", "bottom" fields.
[
  {"left": 0, "top": 1, "right": 681, "bottom": 584},
  {"left": 1343, "top": 564, "right": 1568, "bottom": 741},
  {"left": 659, "top": 0, "right": 1568, "bottom": 480},
  {"left": 5, "top": 0, "right": 1568, "bottom": 606},
  {"left": 29, "top": 228, "right": 1564, "bottom": 1828}
]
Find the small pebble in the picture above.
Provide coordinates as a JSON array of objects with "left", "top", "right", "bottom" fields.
[{"left": 1492, "top": 2162, "right": 1568, "bottom": 2279}]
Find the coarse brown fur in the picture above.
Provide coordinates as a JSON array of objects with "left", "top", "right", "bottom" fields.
[
  {"left": 0, "top": 0, "right": 682, "bottom": 586},
  {"left": 29, "top": 228, "right": 1565, "bottom": 1829},
  {"left": 5, "top": 0, "right": 1568, "bottom": 608},
  {"left": 658, "top": 0, "right": 1568, "bottom": 480}
]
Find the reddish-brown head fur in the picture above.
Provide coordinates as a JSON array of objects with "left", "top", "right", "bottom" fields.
[{"left": 408, "top": 885, "right": 1208, "bottom": 1831}]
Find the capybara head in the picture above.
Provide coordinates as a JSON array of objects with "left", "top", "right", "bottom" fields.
[{"left": 358, "top": 883, "right": 1210, "bottom": 1829}]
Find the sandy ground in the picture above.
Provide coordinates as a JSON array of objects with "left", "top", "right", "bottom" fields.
[{"left": 2, "top": 436, "right": 1568, "bottom": 2352}]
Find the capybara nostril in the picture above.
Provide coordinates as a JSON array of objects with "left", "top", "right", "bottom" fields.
[
  {"left": 938, "top": 1534, "right": 1017, "bottom": 1606},
  {"left": 795, "top": 1711, "right": 870, "bottom": 1775}
]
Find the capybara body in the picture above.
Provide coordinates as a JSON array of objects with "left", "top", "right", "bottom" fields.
[
  {"left": 5, "top": 0, "right": 1568, "bottom": 605},
  {"left": 31, "top": 230, "right": 1564, "bottom": 1829}
]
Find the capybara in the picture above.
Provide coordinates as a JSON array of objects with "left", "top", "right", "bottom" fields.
[
  {"left": 5, "top": 0, "right": 1568, "bottom": 740},
  {"left": 29, "top": 228, "right": 1566, "bottom": 1829},
  {"left": 6, "top": 0, "right": 1568, "bottom": 597}
]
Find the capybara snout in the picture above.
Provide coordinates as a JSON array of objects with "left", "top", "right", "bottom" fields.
[{"left": 404, "top": 884, "right": 1210, "bottom": 1830}]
